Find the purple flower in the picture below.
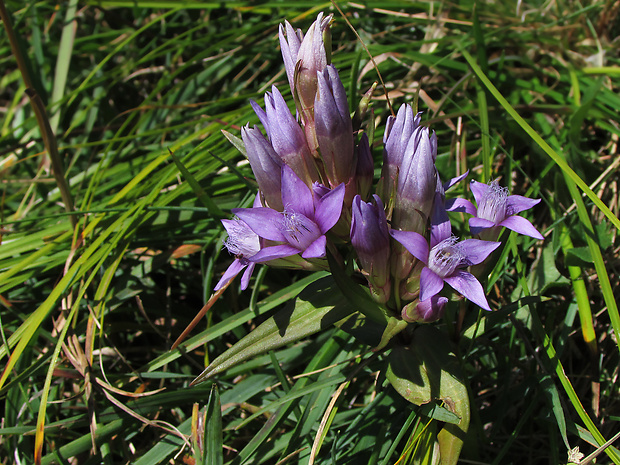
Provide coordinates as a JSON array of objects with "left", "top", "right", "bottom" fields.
[
  {"left": 392, "top": 126, "right": 438, "bottom": 233},
  {"left": 214, "top": 217, "right": 261, "bottom": 291},
  {"left": 315, "top": 65, "right": 354, "bottom": 187},
  {"left": 232, "top": 165, "right": 345, "bottom": 262},
  {"left": 390, "top": 225, "right": 500, "bottom": 311},
  {"left": 250, "top": 86, "right": 319, "bottom": 186},
  {"left": 450, "top": 180, "right": 543, "bottom": 240},
  {"left": 279, "top": 13, "right": 331, "bottom": 114},
  {"left": 380, "top": 104, "right": 422, "bottom": 202},
  {"left": 241, "top": 125, "right": 283, "bottom": 210},
  {"left": 351, "top": 195, "right": 391, "bottom": 302},
  {"left": 401, "top": 295, "right": 448, "bottom": 323}
]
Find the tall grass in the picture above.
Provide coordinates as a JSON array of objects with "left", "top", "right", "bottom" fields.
[{"left": 1, "top": 1, "right": 619, "bottom": 463}]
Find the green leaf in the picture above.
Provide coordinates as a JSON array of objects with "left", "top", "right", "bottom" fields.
[
  {"left": 386, "top": 326, "right": 470, "bottom": 465},
  {"left": 527, "top": 242, "right": 570, "bottom": 294},
  {"left": 205, "top": 385, "right": 223, "bottom": 465},
  {"left": 565, "top": 246, "right": 593, "bottom": 267},
  {"left": 191, "top": 276, "right": 355, "bottom": 383},
  {"left": 168, "top": 148, "right": 225, "bottom": 218}
]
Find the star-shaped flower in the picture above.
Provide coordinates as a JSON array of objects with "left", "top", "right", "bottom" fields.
[
  {"left": 450, "top": 180, "right": 543, "bottom": 240},
  {"left": 233, "top": 165, "right": 345, "bottom": 262},
  {"left": 214, "top": 217, "right": 260, "bottom": 291},
  {"left": 390, "top": 225, "right": 500, "bottom": 311}
]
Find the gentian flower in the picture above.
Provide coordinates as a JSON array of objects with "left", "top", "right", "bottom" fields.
[
  {"left": 392, "top": 125, "right": 438, "bottom": 233},
  {"left": 250, "top": 86, "right": 319, "bottom": 186},
  {"left": 241, "top": 125, "right": 283, "bottom": 210},
  {"left": 450, "top": 179, "right": 543, "bottom": 240},
  {"left": 390, "top": 223, "right": 500, "bottom": 311},
  {"left": 401, "top": 295, "right": 448, "bottom": 323},
  {"left": 315, "top": 64, "right": 354, "bottom": 188},
  {"left": 214, "top": 215, "right": 261, "bottom": 291},
  {"left": 380, "top": 104, "right": 421, "bottom": 203},
  {"left": 232, "top": 165, "right": 345, "bottom": 262},
  {"left": 351, "top": 195, "right": 391, "bottom": 303},
  {"left": 279, "top": 13, "right": 331, "bottom": 114},
  {"left": 279, "top": 13, "right": 332, "bottom": 153}
]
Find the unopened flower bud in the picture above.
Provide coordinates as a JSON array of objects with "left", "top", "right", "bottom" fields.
[
  {"left": 380, "top": 104, "right": 421, "bottom": 204},
  {"left": 351, "top": 195, "right": 391, "bottom": 303},
  {"left": 241, "top": 125, "right": 283, "bottom": 210},
  {"left": 392, "top": 126, "right": 438, "bottom": 234},
  {"left": 401, "top": 296, "right": 448, "bottom": 323},
  {"left": 315, "top": 65, "right": 354, "bottom": 188},
  {"left": 255, "top": 86, "right": 319, "bottom": 186},
  {"left": 355, "top": 133, "right": 373, "bottom": 201}
]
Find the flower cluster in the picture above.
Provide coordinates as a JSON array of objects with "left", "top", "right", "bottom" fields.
[{"left": 215, "top": 13, "right": 543, "bottom": 323}]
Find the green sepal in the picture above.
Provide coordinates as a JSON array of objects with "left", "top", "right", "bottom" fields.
[
  {"left": 386, "top": 326, "right": 470, "bottom": 465},
  {"left": 221, "top": 129, "right": 246, "bottom": 156}
]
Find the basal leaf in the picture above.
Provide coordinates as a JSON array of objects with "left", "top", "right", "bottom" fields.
[
  {"left": 191, "top": 276, "right": 355, "bottom": 384},
  {"left": 386, "top": 326, "right": 470, "bottom": 465}
]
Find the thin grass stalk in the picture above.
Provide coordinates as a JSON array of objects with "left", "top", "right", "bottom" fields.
[
  {"left": 0, "top": 0, "right": 76, "bottom": 227},
  {"left": 559, "top": 225, "right": 597, "bottom": 355},
  {"left": 562, "top": 175, "right": 620, "bottom": 355},
  {"left": 49, "top": 0, "right": 78, "bottom": 135},
  {"left": 34, "top": 301, "right": 81, "bottom": 464},
  {"left": 459, "top": 46, "right": 620, "bottom": 231},
  {"left": 507, "top": 240, "right": 620, "bottom": 464}
]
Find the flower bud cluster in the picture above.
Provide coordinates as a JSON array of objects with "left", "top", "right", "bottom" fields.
[{"left": 215, "top": 13, "right": 543, "bottom": 323}]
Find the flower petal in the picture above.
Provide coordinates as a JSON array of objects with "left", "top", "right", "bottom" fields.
[
  {"left": 249, "top": 244, "right": 300, "bottom": 262},
  {"left": 301, "top": 235, "right": 327, "bottom": 258},
  {"left": 314, "top": 182, "right": 345, "bottom": 233},
  {"left": 469, "top": 180, "right": 489, "bottom": 206},
  {"left": 390, "top": 229, "right": 429, "bottom": 263},
  {"left": 430, "top": 193, "right": 451, "bottom": 248},
  {"left": 240, "top": 262, "right": 256, "bottom": 290},
  {"left": 459, "top": 239, "right": 501, "bottom": 265},
  {"left": 281, "top": 164, "right": 314, "bottom": 218},
  {"left": 214, "top": 259, "right": 245, "bottom": 291},
  {"left": 419, "top": 267, "right": 444, "bottom": 301},
  {"left": 443, "top": 171, "right": 469, "bottom": 192},
  {"left": 232, "top": 207, "right": 286, "bottom": 242},
  {"left": 250, "top": 100, "right": 270, "bottom": 138},
  {"left": 469, "top": 217, "right": 495, "bottom": 235},
  {"left": 446, "top": 198, "right": 477, "bottom": 215},
  {"left": 499, "top": 215, "right": 544, "bottom": 239},
  {"left": 506, "top": 195, "right": 541, "bottom": 215},
  {"left": 444, "top": 270, "right": 492, "bottom": 311}
]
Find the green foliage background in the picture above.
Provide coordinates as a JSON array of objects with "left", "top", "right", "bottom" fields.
[{"left": 0, "top": 1, "right": 619, "bottom": 463}]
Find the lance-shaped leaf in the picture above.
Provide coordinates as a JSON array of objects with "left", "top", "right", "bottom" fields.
[
  {"left": 192, "top": 277, "right": 355, "bottom": 384},
  {"left": 386, "top": 326, "right": 470, "bottom": 465}
]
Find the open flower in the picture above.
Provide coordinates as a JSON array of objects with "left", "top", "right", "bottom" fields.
[
  {"left": 232, "top": 165, "right": 345, "bottom": 262},
  {"left": 450, "top": 180, "right": 543, "bottom": 240},
  {"left": 390, "top": 226, "right": 500, "bottom": 311},
  {"left": 214, "top": 214, "right": 261, "bottom": 291}
]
